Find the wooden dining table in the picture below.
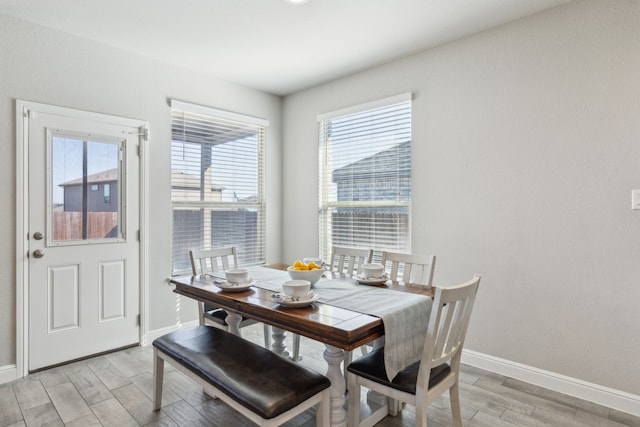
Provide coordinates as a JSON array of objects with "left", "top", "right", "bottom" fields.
[{"left": 169, "top": 264, "right": 433, "bottom": 427}]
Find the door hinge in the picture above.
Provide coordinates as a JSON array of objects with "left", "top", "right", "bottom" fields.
[
  {"left": 137, "top": 144, "right": 142, "bottom": 156},
  {"left": 137, "top": 230, "right": 141, "bottom": 241},
  {"left": 136, "top": 314, "right": 141, "bottom": 326},
  {"left": 140, "top": 126, "right": 149, "bottom": 142}
]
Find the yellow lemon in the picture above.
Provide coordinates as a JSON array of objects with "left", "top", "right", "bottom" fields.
[
  {"left": 308, "top": 262, "right": 320, "bottom": 270},
  {"left": 293, "top": 260, "right": 303, "bottom": 268},
  {"left": 299, "top": 263, "right": 309, "bottom": 270},
  {"left": 292, "top": 267, "right": 301, "bottom": 271}
]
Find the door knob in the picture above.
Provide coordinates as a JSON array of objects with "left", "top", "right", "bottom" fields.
[
  {"left": 33, "top": 249, "right": 45, "bottom": 258},
  {"left": 33, "top": 232, "right": 44, "bottom": 240}
]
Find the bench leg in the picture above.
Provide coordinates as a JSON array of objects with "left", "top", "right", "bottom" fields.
[{"left": 153, "top": 348, "right": 164, "bottom": 410}]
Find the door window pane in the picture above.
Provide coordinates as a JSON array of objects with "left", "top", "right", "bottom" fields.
[{"left": 51, "top": 135, "right": 122, "bottom": 242}]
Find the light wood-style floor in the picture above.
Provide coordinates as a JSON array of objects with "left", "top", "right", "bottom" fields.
[{"left": 1, "top": 323, "right": 639, "bottom": 427}]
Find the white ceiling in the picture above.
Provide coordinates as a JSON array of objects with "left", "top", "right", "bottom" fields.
[{"left": 0, "top": 0, "right": 571, "bottom": 96}]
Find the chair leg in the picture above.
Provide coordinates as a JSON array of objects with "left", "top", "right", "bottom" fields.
[
  {"left": 449, "top": 382, "right": 463, "bottom": 427},
  {"left": 263, "top": 324, "right": 271, "bottom": 349},
  {"left": 343, "top": 351, "right": 353, "bottom": 389},
  {"left": 152, "top": 349, "right": 164, "bottom": 410},
  {"left": 415, "top": 403, "right": 428, "bottom": 427},
  {"left": 317, "top": 389, "right": 331, "bottom": 427},
  {"left": 388, "top": 398, "right": 406, "bottom": 416},
  {"left": 291, "top": 333, "right": 302, "bottom": 362},
  {"left": 197, "top": 302, "right": 205, "bottom": 326},
  {"left": 347, "top": 373, "right": 361, "bottom": 427},
  {"left": 387, "top": 397, "right": 400, "bottom": 416}
]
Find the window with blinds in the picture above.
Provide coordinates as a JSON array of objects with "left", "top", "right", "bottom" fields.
[
  {"left": 170, "top": 100, "right": 266, "bottom": 274},
  {"left": 318, "top": 94, "right": 412, "bottom": 262}
]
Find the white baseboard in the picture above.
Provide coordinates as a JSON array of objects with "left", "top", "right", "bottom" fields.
[
  {"left": 142, "top": 320, "right": 200, "bottom": 346},
  {"left": 1, "top": 322, "right": 200, "bottom": 385},
  {"left": 462, "top": 349, "right": 640, "bottom": 418},
  {"left": 0, "top": 364, "right": 17, "bottom": 385}
]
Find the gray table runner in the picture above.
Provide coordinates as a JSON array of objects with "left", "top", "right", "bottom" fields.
[
  {"left": 313, "top": 279, "right": 431, "bottom": 380},
  {"left": 247, "top": 267, "right": 431, "bottom": 380}
]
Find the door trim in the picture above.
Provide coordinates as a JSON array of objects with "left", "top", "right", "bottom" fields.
[{"left": 15, "top": 100, "right": 149, "bottom": 377}]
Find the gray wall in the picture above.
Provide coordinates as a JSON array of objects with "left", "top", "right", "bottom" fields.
[
  {"left": 282, "top": 0, "right": 640, "bottom": 396},
  {"left": 0, "top": 14, "right": 283, "bottom": 367}
]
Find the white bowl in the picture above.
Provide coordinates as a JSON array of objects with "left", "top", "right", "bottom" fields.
[
  {"left": 282, "top": 280, "right": 311, "bottom": 297},
  {"left": 361, "top": 263, "right": 384, "bottom": 279},
  {"left": 287, "top": 266, "right": 324, "bottom": 285},
  {"left": 225, "top": 268, "right": 249, "bottom": 284}
]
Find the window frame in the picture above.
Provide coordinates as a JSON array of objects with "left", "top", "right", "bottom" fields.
[
  {"left": 318, "top": 93, "right": 412, "bottom": 262},
  {"left": 170, "top": 100, "right": 268, "bottom": 275}
]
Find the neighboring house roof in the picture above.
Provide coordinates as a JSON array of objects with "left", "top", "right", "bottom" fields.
[
  {"left": 332, "top": 140, "right": 411, "bottom": 182},
  {"left": 171, "top": 169, "right": 225, "bottom": 192},
  {"left": 59, "top": 168, "right": 118, "bottom": 187}
]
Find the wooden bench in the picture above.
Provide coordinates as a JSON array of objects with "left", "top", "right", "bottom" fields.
[{"left": 152, "top": 325, "right": 330, "bottom": 426}]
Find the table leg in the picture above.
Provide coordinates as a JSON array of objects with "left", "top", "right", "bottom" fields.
[
  {"left": 324, "top": 345, "right": 347, "bottom": 427},
  {"left": 225, "top": 312, "right": 242, "bottom": 336},
  {"left": 271, "top": 327, "right": 291, "bottom": 358}
]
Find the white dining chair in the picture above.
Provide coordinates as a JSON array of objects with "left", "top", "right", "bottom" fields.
[
  {"left": 189, "top": 248, "right": 275, "bottom": 350},
  {"left": 352, "top": 251, "right": 437, "bottom": 377},
  {"left": 347, "top": 275, "right": 481, "bottom": 427}
]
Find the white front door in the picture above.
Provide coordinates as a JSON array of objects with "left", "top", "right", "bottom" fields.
[{"left": 26, "top": 106, "right": 142, "bottom": 371}]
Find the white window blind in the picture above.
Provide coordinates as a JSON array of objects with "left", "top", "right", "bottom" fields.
[
  {"left": 319, "top": 94, "right": 412, "bottom": 262},
  {"left": 171, "top": 101, "right": 266, "bottom": 274}
]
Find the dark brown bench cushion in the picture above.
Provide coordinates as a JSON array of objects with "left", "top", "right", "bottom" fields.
[
  {"left": 153, "top": 326, "right": 330, "bottom": 419},
  {"left": 347, "top": 346, "right": 450, "bottom": 395}
]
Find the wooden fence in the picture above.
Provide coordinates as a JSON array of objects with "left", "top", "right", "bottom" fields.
[{"left": 52, "top": 211, "right": 118, "bottom": 240}]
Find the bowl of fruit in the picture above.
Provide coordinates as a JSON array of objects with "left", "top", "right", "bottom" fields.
[{"left": 287, "top": 260, "right": 324, "bottom": 286}]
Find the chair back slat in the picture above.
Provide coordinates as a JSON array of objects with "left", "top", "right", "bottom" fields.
[
  {"left": 418, "top": 275, "right": 480, "bottom": 387},
  {"left": 432, "top": 298, "right": 457, "bottom": 358},
  {"left": 389, "top": 262, "right": 401, "bottom": 281},
  {"left": 189, "top": 247, "right": 238, "bottom": 275},
  {"left": 381, "top": 251, "right": 436, "bottom": 287},
  {"left": 401, "top": 263, "right": 414, "bottom": 283},
  {"left": 329, "top": 246, "right": 372, "bottom": 276}
]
